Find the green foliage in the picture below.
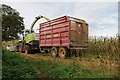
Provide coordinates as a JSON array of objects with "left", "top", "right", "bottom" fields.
[
  {"left": 1, "top": 4, "right": 24, "bottom": 41},
  {"left": 33, "top": 60, "right": 109, "bottom": 78},
  {"left": 88, "top": 36, "right": 119, "bottom": 58},
  {"left": 2, "top": 50, "right": 37, "bottom": 79}
]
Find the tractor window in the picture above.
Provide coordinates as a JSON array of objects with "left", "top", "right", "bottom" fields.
[
  {"left": 25, "top": 31, "right": 29, "bottom": 34},
  {"left": 25, "top": 30, "right": 34, "bottom": 34},
  {"left": 31, "top": 31, "right": 34, "bottom": 33}
]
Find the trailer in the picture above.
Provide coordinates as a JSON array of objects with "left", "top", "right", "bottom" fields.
[{"left": 39, "top": 16, "right": 88, "bottom": 58}]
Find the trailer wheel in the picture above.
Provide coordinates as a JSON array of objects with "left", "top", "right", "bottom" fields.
[
  {"left": 51, "top": 47, "right": 58, "bottom": 57},
  {"left": 25, "top": 45, "right": 31, "bottom": 54},
  {"left": 58, "top": 47, "right": 68, "bottom": 59}
]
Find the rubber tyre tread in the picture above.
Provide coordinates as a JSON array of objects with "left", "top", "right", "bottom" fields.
[
  {"left": 58, "top": 47, "right": 68, "bottom": 59},
  {"left": 51, "top": 47, "right": 58, "bottom": 57},
  {"left": 25, "top": 45, "right": 31, "bottom": 54}
]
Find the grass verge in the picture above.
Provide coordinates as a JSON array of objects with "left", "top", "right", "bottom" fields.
[{"left": 2, "top": 49, "right": 37, "bottom": 79}]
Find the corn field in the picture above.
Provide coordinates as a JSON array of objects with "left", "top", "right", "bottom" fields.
[
  {"left": 2, "top": 35, "right": 120, "bottom": 58},
  {"left": 87, "top": 35, "right": 119, "bottom": 58}
]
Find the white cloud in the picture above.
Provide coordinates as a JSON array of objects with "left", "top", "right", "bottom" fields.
[
  {"left": 1, "top": 0, "right": 119, "bottom": 2},
  {"left": 72, "top": 2, "right": 118, "bottom": 37},
  {"left": 1, "top": 2, "right": 118, "bottom": 37}
]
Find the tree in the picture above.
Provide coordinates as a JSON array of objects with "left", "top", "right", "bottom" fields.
[{"left": 1, "top": 4, "right": 24, "bottom": 41}]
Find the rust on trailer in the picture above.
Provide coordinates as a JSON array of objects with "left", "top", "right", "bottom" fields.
[{"left": 39, "top": 16, "right": 88, "bottom": 49}]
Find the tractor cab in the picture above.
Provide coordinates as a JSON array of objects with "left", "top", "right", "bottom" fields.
[{"left": 23, "top": 29, "right": 34, "bottom": 38}]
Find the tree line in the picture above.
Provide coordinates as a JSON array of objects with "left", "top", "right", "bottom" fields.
[{"left": 1, "top": 4, "right": 24, "bottom": 41}]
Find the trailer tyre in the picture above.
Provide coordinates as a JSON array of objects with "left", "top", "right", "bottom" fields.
[
  {"left": 51, "top": 47, "right": 58, "bottom": 57},
  {"left": 58, "top": 47, "right": 68, "bottom": 59},
  {"left": 25, "top": 45, "right": 31, "bottom": 54}
]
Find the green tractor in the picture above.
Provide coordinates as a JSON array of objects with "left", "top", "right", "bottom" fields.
[{"left": 18, "top": 15, "right": 50, "bottom": 53}]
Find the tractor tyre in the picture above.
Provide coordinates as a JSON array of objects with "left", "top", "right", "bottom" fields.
[
  {"left": 51, "top": 47, "right": 58, "bottom": 57},
  {"left": 18, "top": 43, "right": 22, "bottom": 52},
  {"left": 25, "top": 45, "right": 31, "bottom": 54},
  {"left": 58, "top": 47, "right": 68, "bottom": 59}
]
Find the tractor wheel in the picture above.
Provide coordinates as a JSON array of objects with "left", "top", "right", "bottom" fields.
[
  {"left": 51, "top": 47, "right": 58, "bottom": 57},
  {"left": 18, "top": 43, "right": 22, "bottom": 52},
  {"left": 25, "top": 45, "right": 31, "bottom": 54},
  {"left": 58, "top": 47, "right": 68, "bottom": 59}
]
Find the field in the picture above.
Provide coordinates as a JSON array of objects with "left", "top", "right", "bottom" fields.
[{"left": 2, "top": 36, "right": 120, "bottom": 78}]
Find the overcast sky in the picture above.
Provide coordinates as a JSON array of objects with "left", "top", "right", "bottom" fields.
[{"left": 1, "top": 1, "right": 118, "bottom": 37}]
